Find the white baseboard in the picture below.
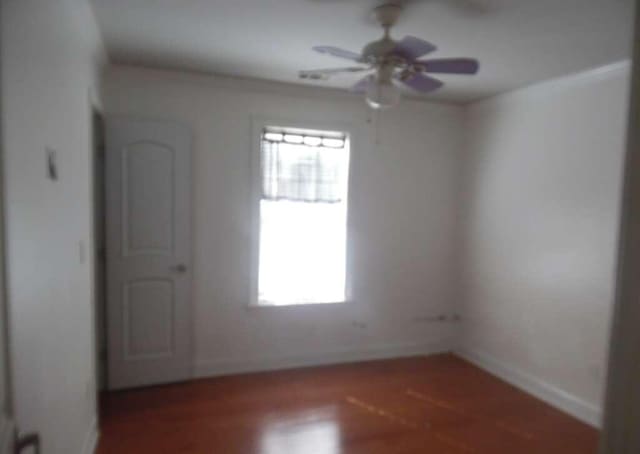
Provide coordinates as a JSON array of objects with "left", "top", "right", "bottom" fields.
[
  {"left": 81, "top": 418, "right": 99, "bottom": 454},
  {"left": 194, "top": 340, "right": 451, "bottom": 379},
  {"left": 456, "top": 348, "right": 601, "bottom": 428}
]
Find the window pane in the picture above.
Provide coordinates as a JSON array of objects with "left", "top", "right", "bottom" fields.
[
  {"left": 258, "top": 200, "right": 347, "bottom": 305},
  {"left": 258, "top": 127, "right": 349, "bottom": 306}
]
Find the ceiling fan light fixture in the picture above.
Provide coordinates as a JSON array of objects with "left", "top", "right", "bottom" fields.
[
  {"left": 302, "top": 3, "right": 480, "bottom": 109},
  {"left": 365, "top": 78, "right": 401, "bottom": 110}
]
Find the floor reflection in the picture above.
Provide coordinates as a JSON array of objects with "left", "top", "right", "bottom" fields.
[{"left": 259, "top": 406, "right": 341, "bottom": 454}]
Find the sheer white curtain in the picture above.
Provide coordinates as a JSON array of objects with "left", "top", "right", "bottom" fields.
[{"left": 262, "top": 140, "right": 345, "bottom": 203}]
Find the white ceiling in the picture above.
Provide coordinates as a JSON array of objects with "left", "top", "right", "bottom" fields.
[{"left": 90, "top": 0, "right": 634, "bottom": 103}]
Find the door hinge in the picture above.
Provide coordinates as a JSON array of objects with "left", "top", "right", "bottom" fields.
[{"left": 14, "top": 431, "right": 40, "bottom": 454}]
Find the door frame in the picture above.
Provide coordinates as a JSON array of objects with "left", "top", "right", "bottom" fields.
[
  {"left": 91, "top": 107, "right": 107, "bottom": 394},
  {"left": 0, "top": 117, "right": 14, "bottom": 454},
  {"left": 0, "top": 2, "right": 16, "bottom": 451},
  {"left": 599, "top": 2, "right": 640, "bottom": 453}
]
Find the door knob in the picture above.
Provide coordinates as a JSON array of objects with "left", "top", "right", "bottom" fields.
[{"left": 171, "top": 264, "right": 188, "bottom": 273}]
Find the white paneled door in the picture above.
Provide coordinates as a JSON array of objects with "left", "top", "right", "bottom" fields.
[{"left": 105, "top": 118, "right": 192, "bottom": 390}]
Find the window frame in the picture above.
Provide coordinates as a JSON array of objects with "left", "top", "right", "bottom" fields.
[{"left": 249, "top": 115, "right": 355, "bottom": 308}]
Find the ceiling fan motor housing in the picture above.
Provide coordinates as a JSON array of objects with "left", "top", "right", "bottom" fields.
[
  {"left": 362, "top": 38, "right": 399, "bottom": 64},
  {"left": 363, "top": 4, "right": 410, "bottom": 66}
]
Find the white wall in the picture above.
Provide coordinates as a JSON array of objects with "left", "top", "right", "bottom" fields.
[
  {"left": 1, "top": 0, "right": 105, "bottom": 452},
  {"left": 458, "top": 63, "right": 630, "bottom": 426},
  {"left": 103, "top": 59, "right": 630, "bottom": 430},
  {"left": 104, "top": 65, "right": 464, "bottom": 376}
]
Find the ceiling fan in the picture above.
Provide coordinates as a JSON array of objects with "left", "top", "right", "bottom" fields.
[{"left": 299, "top": 3, "right": 480, "bottom": 109}]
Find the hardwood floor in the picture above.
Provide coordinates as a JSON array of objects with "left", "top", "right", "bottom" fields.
[{"left": 97, "top": 354, "right": 598, "bottom": 453}]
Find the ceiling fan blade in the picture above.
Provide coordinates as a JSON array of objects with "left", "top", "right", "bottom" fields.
[
  {"left": 351, "top": 75, "right": 374, "bottom": 93},
  {"left": 312, "top": 46, "right": 363, "bottom": 62},
  {"left": 398, "top": 73, "right": 444, "bottom": 93},
  {"left": 393, "top": 36, "right": 437, "bottom": 60},
  {"left": 416, "top": 58, "right": 479, "bottom": 74},
  {"left": 299, "top": 67, "right": 371, "bottom": 80}
]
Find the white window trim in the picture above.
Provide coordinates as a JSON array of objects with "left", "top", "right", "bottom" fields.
[{"left": 248, "top": 115, "right": 355, "bottom": 308}]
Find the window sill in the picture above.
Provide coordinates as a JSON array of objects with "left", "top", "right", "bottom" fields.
[{"left": 248, "top": 300, "right": 349, "bottom": 308}]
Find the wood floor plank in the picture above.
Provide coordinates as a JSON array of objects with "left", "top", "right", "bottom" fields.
[{"left": 97, "top": 354, "right": 598, "bottom": 453}]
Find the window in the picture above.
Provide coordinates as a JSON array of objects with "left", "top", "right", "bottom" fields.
[{"left": 255, "top": 125, "right": 350, "bottom": 306}]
